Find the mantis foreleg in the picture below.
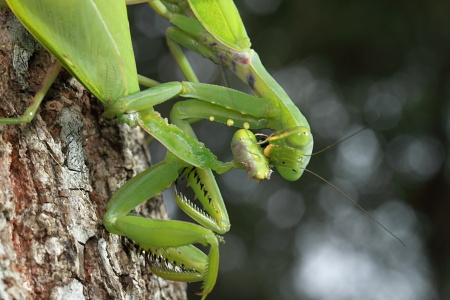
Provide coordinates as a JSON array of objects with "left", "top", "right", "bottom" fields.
[{"left": 103, "top": 155, "right": 227, "bottom": 299}]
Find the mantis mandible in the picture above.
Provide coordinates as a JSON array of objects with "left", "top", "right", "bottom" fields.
[{"left": 0, "top": 0, "right": 313, "bottom": 298}]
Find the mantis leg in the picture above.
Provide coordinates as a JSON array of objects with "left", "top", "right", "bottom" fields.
[
  {"left": 118, "top": 215, "right": 220, "bottom": 300},
  {"left": 107, "top": 81, "right": 278, "bottom": 131},
  {"left": 103, "top": 154, "right": 229, "bottom": 299},
  {"left": 0, "top": 61, "right": 62, "bottom": 124}
]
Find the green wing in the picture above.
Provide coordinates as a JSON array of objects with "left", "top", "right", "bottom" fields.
[
  {"left": 188, "top": 0, "right": 251, "bottom": 51},
  {"left": 7, "top": 0, "right": 139, "bottom": 102}
]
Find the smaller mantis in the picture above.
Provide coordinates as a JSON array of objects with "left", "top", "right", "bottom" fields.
[{"left": 1, "top": 0, "right": 314, "bottom": 298}]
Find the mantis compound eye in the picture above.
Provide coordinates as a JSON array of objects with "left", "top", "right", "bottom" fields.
[
  {"left": 267, "top": 126, "right": 312, "bottom": 149},
  {"left": 284, "top": 126, "right": 312, "bottom": 148}
]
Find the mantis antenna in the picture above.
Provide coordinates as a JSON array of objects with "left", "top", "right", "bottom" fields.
[
  {"left": 310, "top": 117, "right": 383, "bottom": 156},
  {"left": 303, "top": 168, "right": 406, "bottom": 247}
]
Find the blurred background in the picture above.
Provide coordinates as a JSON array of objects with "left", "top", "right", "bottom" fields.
[{"left": 128, "top": 1, "right": 450, "bottom": 299}]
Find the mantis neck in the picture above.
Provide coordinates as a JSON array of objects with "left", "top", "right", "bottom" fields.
[{"left": 232, "top": 49, "right": 310, "bottom": 131}]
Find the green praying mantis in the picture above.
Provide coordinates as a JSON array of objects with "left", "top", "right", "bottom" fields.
[{"left": 0, "top": 0, "right": 314, "bottom": 298}]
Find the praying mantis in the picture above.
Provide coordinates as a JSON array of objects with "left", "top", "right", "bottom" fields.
[{"left": 0, "top": 0, "right": 313, "bottom": 298}]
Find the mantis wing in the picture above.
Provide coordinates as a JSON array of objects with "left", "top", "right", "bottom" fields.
[
  {"left": 188, "top": 0, "right": 251, "bottom": 51},
  {"left": 7, "top": 0, "right": 139, "bottom": 102}
]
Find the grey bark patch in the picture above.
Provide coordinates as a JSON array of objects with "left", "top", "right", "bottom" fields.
[
  {"left": 60, "top": 108, "right": 91, "bottom": 192},
  {"left": 6, "top": 15, "right": 42, "bottom": 89}
]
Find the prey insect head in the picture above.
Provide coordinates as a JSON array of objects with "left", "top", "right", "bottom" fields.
[{"left": 231, "top": 129, "right": 272, "bottom": 181}]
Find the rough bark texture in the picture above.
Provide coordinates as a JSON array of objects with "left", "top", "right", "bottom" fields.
[{"left": 0, "top": 9, "right": 187, "bottom": 300}]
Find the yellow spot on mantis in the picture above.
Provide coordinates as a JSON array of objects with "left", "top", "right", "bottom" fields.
[
  {"left": 243, "top": 122, "right": 250, "bottom": 129},
  {"left": 227, "top": 119, "right": 234, "bottom": 126},
  {"left": 209, "top": 116, "right": 215, "bottom": 121}
]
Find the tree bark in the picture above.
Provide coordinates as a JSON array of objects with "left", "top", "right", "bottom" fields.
[{"left": 0, "top": 9, "right": 186, "bottom": 300}]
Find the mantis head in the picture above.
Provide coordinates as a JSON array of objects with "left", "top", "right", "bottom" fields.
[{"left": 264, "top": 126, "right": 314, "bottom": 181}]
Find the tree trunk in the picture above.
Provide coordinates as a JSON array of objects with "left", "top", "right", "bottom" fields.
[{"left": 0, "top": 9, "right": 186, "bottom": 300}]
